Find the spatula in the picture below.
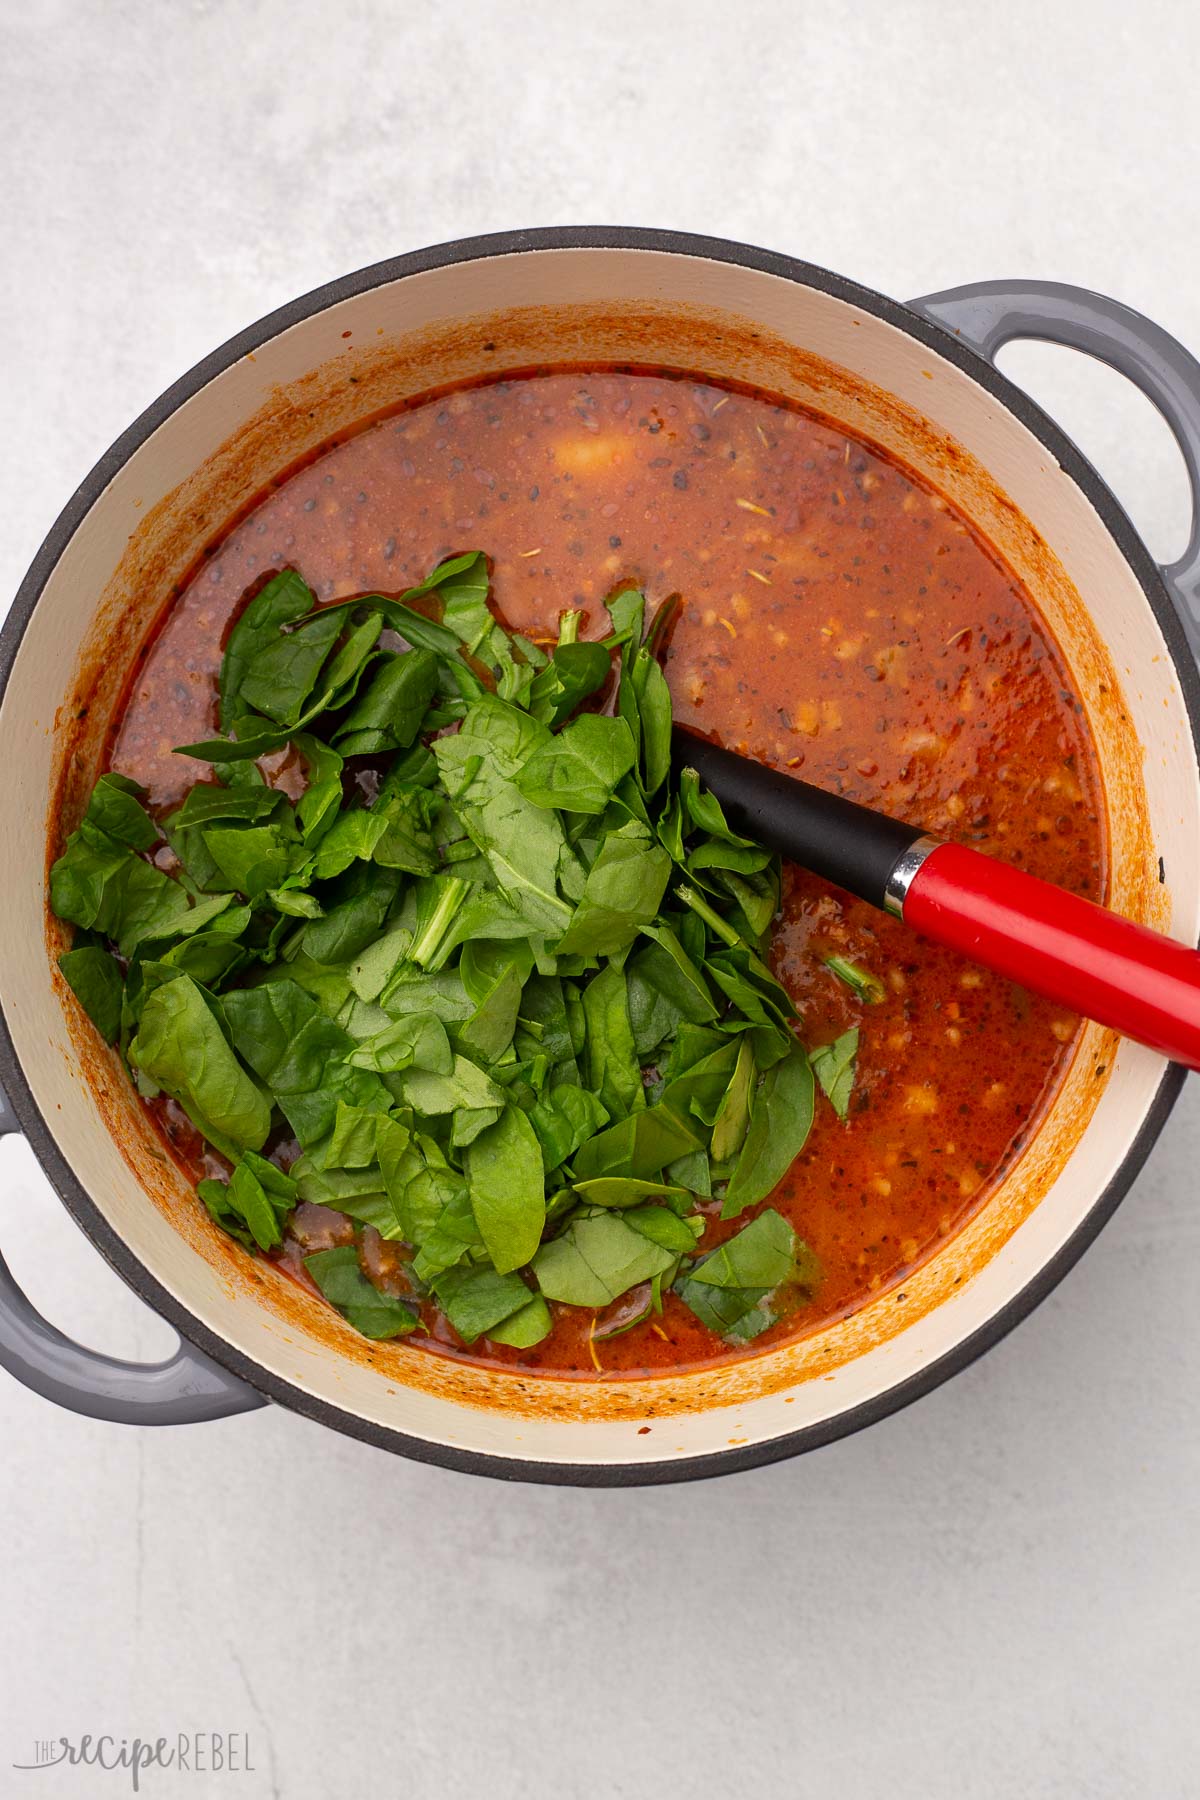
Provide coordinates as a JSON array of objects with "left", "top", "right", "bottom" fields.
[{"left": 673, "top": 726, "right": 1200, "bottom": 1071}]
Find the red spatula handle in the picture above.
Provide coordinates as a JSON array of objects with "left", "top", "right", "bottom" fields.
[
  {"left": 898, "top": 840, "right": 1200, "bottom": 1069},
  {"left": 670, "top": 732, "right": 1200, "bottom": 1069}
]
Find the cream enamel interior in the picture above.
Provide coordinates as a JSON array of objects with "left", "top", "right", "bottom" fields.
[{"left": 2, "top": 245, "right": 1196, "bottom": 1470}]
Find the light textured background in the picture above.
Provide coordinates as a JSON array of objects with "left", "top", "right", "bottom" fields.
[{"left": 2, "top": 2, "right": 1199, "bottom": 1795}]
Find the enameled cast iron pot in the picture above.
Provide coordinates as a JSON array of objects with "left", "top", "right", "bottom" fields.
[{"left": 4, "top": 229, "right": 1200, "bottom": 1486}]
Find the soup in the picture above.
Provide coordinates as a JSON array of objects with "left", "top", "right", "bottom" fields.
[{"left": 60, "top": 367, "right": 1104, "bottom": 1377}]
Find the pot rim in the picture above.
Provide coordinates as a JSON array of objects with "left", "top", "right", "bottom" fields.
[{"left": 0, "top": 225, "right": 1192, "bottom": 1486}]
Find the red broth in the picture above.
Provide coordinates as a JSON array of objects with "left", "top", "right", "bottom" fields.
[{"left": 109, "top": 368, "right": 1105, "bottom": 1377}]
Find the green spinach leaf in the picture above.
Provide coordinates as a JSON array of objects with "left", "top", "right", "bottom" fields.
[
  {"left": 432, "top": 1264, "right": 540, "bottom": 1345},
  {"left": 129, "top": 975, "right": 271, "bottom": 1151},
  {"left": 466, "top": 1104, "right": 545, "bottom": 1274},
  {"left": 516, "top": 714, "right": 637, "bottom": 816},
  {"left": 219, "top": 568, "right": 315, "bottom": 728},
  {"left": 238, "top": 606, "right": 344, "bottom": 725},
  {"left": 811, "top": 1028, "right": 859, "bottom": 1120},
  {"left": 534, "top": 1210, "right": 676, "bottom": 1307},
  {"left": 581, "top": 962, "right": 645, "bottom": 1121},
  {"left": 333, "top": 648, "right": 439, "bottom": 754},
  {"left": 305, "top": 1246, "right": 420, "bottom": 1339},
  {"left": 527, "top": 640, "right": 612, "bottom": 727},
  {"left": 721, "top": 1046, "right": 814, "bottom": 1218},
  {"left": 554, "top": 820, "right": 671, "bottom": 959},
  {"left": 674, "top": 1207, "right": 804, "bottom": 1343},
  {"left": 59, "top": 943, "right": 124, "bottom": 1042},
  {"left": 572, "top": 1102, "right": 700, "bottom": 1182},
  {"left": 529, "top": 1083, "right": 609, "bottom": 1171},
  {"left": 83, "top": 773, "right": 159, "bottom": 850},
  {"left": 485, "top": 1292, "right": 553, "bottom": 1348}
]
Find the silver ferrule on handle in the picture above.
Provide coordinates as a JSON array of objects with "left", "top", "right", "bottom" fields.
[{"left": 883, "top": 834, "right": 942, "bottom": 919}]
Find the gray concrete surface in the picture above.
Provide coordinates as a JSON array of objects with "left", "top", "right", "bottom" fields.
[{"left": 2, "top": 2, "right": 1198, "bottom": 1794}]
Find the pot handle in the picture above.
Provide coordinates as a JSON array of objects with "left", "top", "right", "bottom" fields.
[
  {"left": 908, "top": 280, "right": 1200, "bottom": 658},
  {"left": 0, "top": 1091, "right": 266, "bottom": 1424}
]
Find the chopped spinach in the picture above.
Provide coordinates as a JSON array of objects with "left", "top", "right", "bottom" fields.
[
  {"left": 58, "top": 942, "right": 124, "bottom": 1042},
  {"left": 466, "top": 1104, "right": 545, "bottom": 1274},
  {"left": 811, "top": 1028, "right": 860, "bottom": 1120},
  {"left": 432, "top": 1263, "right": 544, "bottom": 1345},
  {"left": 674, "top": 1207, "right": 814, "bottom": 1342},
  {"left": 516, "top": 714, "right": 637, "bottom": 815},
  {"left": 305, "top": 1246, "right": 420, "bottom": 1339},
  {"left": 534, "top": 1209, "right": 678, "bottom": 1307},
  {"left": 824, "top": 954, "right": 885, "bottom": 1004},
  {"left": 721, "top": 1045, "right": 815, "bottom": 1220},
  {"left": 50, "top": 551, "right": 875, "bottom": 1357},
  {"left": 129, "top": 975, "right": 272, "bottom": 1152}
]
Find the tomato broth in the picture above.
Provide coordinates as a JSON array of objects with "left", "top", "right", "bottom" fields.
[{"left": 109, "top": 368, "right": 1106, "bottom": 1376}]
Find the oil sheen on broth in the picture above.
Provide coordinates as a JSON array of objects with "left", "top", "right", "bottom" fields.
[{"left": 110, "top": 369, "right": 1106, "bottom": 1377}]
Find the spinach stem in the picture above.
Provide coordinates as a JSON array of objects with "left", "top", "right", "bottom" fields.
[
  {"left": 675, "top": 883, "right": 744, "bottom": 949},
  {"left": 823, "top": 954, "right": 885, "bottom": 1005},
  {"left": 410, "top": 876, "right": 470, "bottom": 970}
]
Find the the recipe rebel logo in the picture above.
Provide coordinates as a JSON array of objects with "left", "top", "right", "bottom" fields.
[{"left": 12, "top": 1733, "right": 256, "bottom": 1791}]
